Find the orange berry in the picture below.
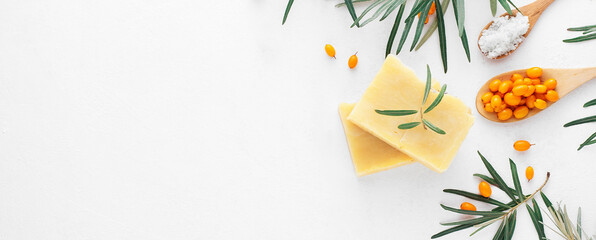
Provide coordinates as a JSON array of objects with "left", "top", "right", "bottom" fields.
[
  {"left": 504, "top": 92, "right": 521, "bottom": 106},
  {"left": 544, "top": 78, "right": 557, "bottom": 90},
  {"left": 535, "top": 93, "right": 546, "bottom": 100},
  {"left": 498, "top": 108, "right": 513, "bottom": 121},
  {"left": 481, "top": 92, "right": 494, "bottom": 104},
  {"left": 460, "top": 202, "right": 477, "bottom": 211},
  {"left": 526, "top": 166, "right": 534, "bottom": 181},
  {"left": 535, "top": 85, "right": 547, "bottom": 94},
  {"left": 520, "top": 98, "right": 527, "bottom": 105},
  {"left": 489, "top": 80, "right": 502, "bottom": 92},
  {"left": 523, "top": 78, "right": 533, "bottom": 85},
  {"left": 524, "top": 85, "right": 536, "bottom": 97},
  {"left": 491, "top": 95, "right": 502, "bottom": 108},
  {"left": 526, "top": 95, "right": 536, "bottom": 109},
  {"left": 514, "top": 140, "right": 532, "bottom": 151},
  {"left": 527, "top": 67, "right": 543, "bottom": 78},
  {"left": 494, "top": 103, "right": 507, "bottom": 113},
  {"left": 324, "top": 44, "right": 336, "bottom": 58},
  {"left": 531, "top": 78, "right": 541, "bottom": 85},
  {"left": 511, "top": 73, "right": 524, "bottom": 81},
  {"left": 512, "top": 85, "right": 529, "bottom": 96},
  {"left": 545, "top": 90, "right": 559, "bottom": 102},
  {"left": 535, "top": 99, "right": 547, "bottom": 109},
  {"left": 499, "top": 80, "right": 513, "bottom": 94},
  {"left": 348, "top": 53, "right": 358, "bottom": 69},
  {"left": 514, "top": 106, "right": 529, "bottom": 119},
  {"left": 484, "top": 103, "right": 495, "bottom": 112},
  {"left": 513, "top": 79, "right": 525, "bottom": 87},
  {"left": 479, "top": 181, "right": 492, "bottom": 198}
]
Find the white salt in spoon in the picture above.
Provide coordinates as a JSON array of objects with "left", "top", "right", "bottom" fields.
[{"left": 478, "top": 0, "right": 555, "bottom": 59}]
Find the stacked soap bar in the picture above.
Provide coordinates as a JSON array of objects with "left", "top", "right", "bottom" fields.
[{"left": 339, "top": 55, "right": 474, "bottom": 175}]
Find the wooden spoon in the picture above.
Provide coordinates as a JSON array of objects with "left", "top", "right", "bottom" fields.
[
  {"left": 478, "top": 0, "right": 555, "bottom": 59},
  {"left": 476, "top": 67, "right": 596, "bottom": 123}
]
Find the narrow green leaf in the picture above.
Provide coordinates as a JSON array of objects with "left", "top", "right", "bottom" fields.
[
  {"left": 441, "top": 215, "right": 500, "bottom": 226},
  {"left": 441, "top": 204, "right": 506, "bottom": 216},
  {"left": 578, "top": 132, "right": 596, "bottom": 151},
  {"left": 422, "top": 65, "right": 432, "bottom": 105},
  {"left": 507, "top": 210, "right": 517, "bottom": 239},
  {"left": 360, "top": 0, "right": 394, "bottom": 26},
  {"left": 532, "top": 199, "right": 544, "bottom": 234},
  {"left": 493, "top": 220, "right": 506, "bottom": 240},
  {"left": 469, "top": 221, "right": 495, "bottom": 236},
  {"left": 584, "top": 99, "right": 596, "bottom": 108},
  {"left": 414, "top": 0, "right": 450, "bottom": 51},
  {"left": 540, "top": 191, "right": 553, "bottom": 209},
  {"left": 380, "top": 0, "right": 405, "bottom": 21},
  {"left": 498, "top": 0, "right": 513, "bottom": 15},
  {"left": 443, "top": 189, "right": 510, "bottom": 208},
  {"left": 491, "top": 199, "right": 518, "bottom": 212},
  {"left": 477, "top": 152, "right": 518, "bottom": 203},
  {"left": 452, "top": 1, "right": 470, "bottom": 61},
  {"left": 578, "top": 207, "right": 582, "bottom": 239},
  {"left": 375, "top": 109, "right": 418, "bottom": 116},
  {"left": 527, "top": 204, "right": 546, "bottom": 240},
  {"left": 395, "top": 0, "right": 419, "bottom": 54},
  {"left": 453, "top": 0, "right": 465, "bottom": 37},
  {"left": 350, "top": 0, "right": 386, "bottom": 28},
  {"left": 386, "top": 3, "right": 406, "bottom": 56},
  {"left": 423, "top": 119, "right": 446, "bottom": 134},
  {"left": 563, "top": 33, "right": 596, "bottom": 43},
  {"left": 434, "top": 0, "right": 448, "bottom": 73},
  {"left": 473, "top": 174, "right": 516, "bottom": 193},
  {"left": 506, "top": 0, "right": 521, "bottom": 14},
  {"left": 405, "top": 0, "right": 429, "bottom": 21},
  {"left": 282, "top": 0, "right": 295, "bottom": 25},
  {"left": 568, "top": 24, "right": 596, "bottom": 31},
  {"left": 509, "top": 159, "right": 525, "bottom": 201},
  {"left": 345, "top": 0, "right": 360, "bottom": 27},
  {"left": 410, "top": 1, "right": 433, "bottom": 51},
  {"left": 564, "top": 115, "right": 596, "bottom": 127},
  {"left": 490, "top": 0, "right": 497, "bottom": 16},
  {"left": 424, "top": 84, "right": 446, "bottom": 113},
  {"left": 398, "top": 122, "right": 422, "bottom": 129},
  {"left": 431, "top": 224, "right": 474, "bottom": 239}
]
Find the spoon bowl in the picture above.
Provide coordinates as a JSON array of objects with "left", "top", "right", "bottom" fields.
[
  {"left": 478, "top": 0, "right": 555, "bottom": 59},
  {"left": 476, "top": 67, "right": 596, "bottom": 123}
]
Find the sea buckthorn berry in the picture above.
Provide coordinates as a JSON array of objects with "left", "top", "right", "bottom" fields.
[
  {"left": 535, "top": 85, "right": 547, "bottom": 94},
  {"left": 544, "top": 78, "right": 557, "bottom": 90},
  {"left": 460, "top": 202, "right": 477, "bottom": 211},
  {"left": 520, "top": 98, "right": 527, "bottom": 105},
  {"left": 535, "top": 99, "right": 547, "bottom": 109},
  {"left": 527, "top": 67, "right": 543, "bottom": 78},
  {"left": 504, "top": 93, "right": 521, "bottom": 106},
  {"left": 514, "top": 140, "right": 532, "bottom": 151},
  {"left": 495, "top": 92, "right": 504, "bottom": 98},
  {"left": 535, "top": 93, "right": 546, "bottom": 100},
  {"left": 481, "top": 92, "right": 494, "bottom": 103},
  {"left": 489, "top": 80, "right": 502, "bottom": 92},
  {"left": 494, "top": 103, "right": 507, "bottom": 113},
  {"left": 512, "top": 85, "right": 529, "bottom": 96},
  {"left": 526, "top": 166, "right": 534, "bottom": 181},
  {"left": 511, "top": 73, "right": 524, "bottom": 81},
  {"left": 348, "top": 53, "right": 358, "bottom": 69},
  {"left": 484, "top": 103, "right": 495, "bottom": 112},
  {"left": 491, "top": 95, "right": 502, "bottom": 108},
  {"left": 479, "top": 181, "right": 492, "bottom": 198},
  {"left": 526, "top": 95, "right": 536, "bottom": 109},
  {"left": 513, "top": 79, "right": 525, "bottom": 87},
  {"left": 499, "top": 80, "right": 513, "bottom": 94},
  {"left": 523, "top": 78, "right": 533, "bottom": 85},
  {"left": 498, "top": 108, "right": 513, "bottom": 121},
  {"left": 545, "top": 90, "right": 559, "bottom": 102},
  {"left": 524, "top": 85, "right": 536, "bottom": 97},
  {"left": 531, "top": 78, "right": 541, "bottom": 85},
  {"left": 324, "top": 44, "right": 336, "bottom": 58},
  {"left": 514, "top": 106, "right": 529, "bottom": 119}
]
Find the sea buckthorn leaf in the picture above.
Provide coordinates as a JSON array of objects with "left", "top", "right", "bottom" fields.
[
  {"left": 440, "top": 215, "right": 500, "bottom": 226},
  {"left": 563, "top": 33, "right": 596, "bottom": 43},
  {"left": 443, "top": 189, "right": 510, "bottom": 208},
  {"left": 425, "top": 84, "right": 447, "bottom": 113},
  {"left": 452, "top": 0, "right": 470, "bottom": 61},
  {"left": 506, "top": 0, "right": 521, "bottom": 14},
  {"left": 453, "top": 0, "right": 464, "bottom": 37},
  {"left": 282, "top": 0, "right": 294, "bottom": 25},
  {"left": 422, "top": 64, "right": 432, "bottom": 105},
  {"left": 386, "top": 3, "right": 406, "bottom": 56},
  {"left": 497, "top": 0, "right": 513, "bottom": 15},
  {"left": 440, "top": 204, "right": 506, "bottom": 216},
  {"left": 584, "top": 98, "right": 596, "bottom": 108},
  {"left": 414, "top": 0, "right": 450, "bottom": 51},
  {"left": 398, "top": 121, "right": 421, "bottom": 129},
  {"left": 380, "top": 0, "right": 405, "bottom": 21},
  {"left": 395, "top": 2, "right": 417, "bottom": 55},
  {"left": 375, "top": 109, "right": 418, "bottom": 116},
  {"left": 359, "top": 0, "right": 395, "bottom": 27},
  {"left": 474, "top": 173, "right": 517, "bottom": 194},
  {"left": 564, "top": 115, "right": 596, "bottom": 127},
  {"left": 578, "top": 132, "right": 596, "bottom": 151},
  {"left": 410, "top": 1, "right": 433, "bottom": 51},
  {"left": 494, "top": 220, "right": 507, "bottom": 240},
  {"left": 345, "top": 0, "right": 360, "bottom": 27},
  {"left": 431, "top": 224, "right": 475, "bottom": 239},
  {"left": 423, "top": 119, "right": 446, "bottom": 134},
  {"left": 527, "top": 204, "right": 546, "bottom": 240},
  {"left": 478, "top": 152, "right": 519, "bottom": 203},
  {"left": 405, "top": 0, "right": 429, "bottom": 21},
  {"left": 509, "top": 159, "right": 525, "bottom": 201},
  {"left": 434, "top": 0, "right": 448, "bottom": 72},
  {"left": 540, "top": 191, "right": 553, "bottom": 209},
  {"left": 350, "top": 0, "right": 386, "bottom": 28},
  {"left": 490, "top": 0, "right": 497, "bottom": 16},
  {"left": 568, "top": 24, "right": 596, "bottom": 31},
  {"left": 532, "top": 199, "right": 545, "bottom": 235},
  {"left": 577, "top": 207, "right": 582, "bottom": 239},
  {"left": 506, "top": 210, "right": 518, "bottom": 238}
]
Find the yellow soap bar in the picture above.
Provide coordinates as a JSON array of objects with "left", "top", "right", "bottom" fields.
[
  {"left": 347, "top": 55, "right": 474, "bottom": 173},
  {"left": 339, "top": 103, "right": 414, "bottom": 176}
]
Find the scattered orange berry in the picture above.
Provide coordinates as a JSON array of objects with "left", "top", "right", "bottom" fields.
[
  {"left": 535, "top": 99, "right": 547, "bottom": 109},
  {"left": 460, "top": 202, "right": 477, "bottom": 211},
  {"left": 514, "top": 140, "right": 532, "bottom": 151},
  {"left": 324, "top": 44, "right": 336, "bottom": 58},
  {"left": 479, "top": 181, "right": 492, "bottom": 198},
  {"left": 489, "top": 80, "right": 502, "bottom": 92},
  {"left": 545, "top": 90, "right": 559, "bottom": 102},
  {"left": 498, "top": 108, "right": 513, "bottom": 120},
  {"left": 526, "top": 166, "right": 534, "bottom": 181},
  {"left": 348, "top": 53, "right": 358, "bottom": 69},
  {"left": 527, "top": 67, "right": 543, "bottom": 78}
]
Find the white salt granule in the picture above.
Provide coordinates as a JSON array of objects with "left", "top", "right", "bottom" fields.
[{"left": 478, "top": 14, "right": 529, "bottom": 59}]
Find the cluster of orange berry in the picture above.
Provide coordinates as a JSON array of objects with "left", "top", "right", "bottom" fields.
[
  {"left": 324, "top": 44, "right": 358, "bottom": 69},
  {"left": 481, "top": 67, "right": 559, "bottom": 121}
]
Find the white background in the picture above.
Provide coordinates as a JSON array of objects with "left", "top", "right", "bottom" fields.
[{"left": 1, "top": 0, "right": 596, "bottom": 239}]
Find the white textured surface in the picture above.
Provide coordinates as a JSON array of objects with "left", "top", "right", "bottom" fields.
[{"left": 1, "top": 0, "right": 595, "bottom": 239}]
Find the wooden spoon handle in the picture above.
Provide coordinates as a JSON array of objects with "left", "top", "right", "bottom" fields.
[{"left": 555, "top": 67, "right": 596, "bottom": 97}]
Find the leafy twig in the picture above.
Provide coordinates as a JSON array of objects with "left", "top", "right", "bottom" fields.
[{"left": 565, "top": 24, "right": 596, "bottom": 43}]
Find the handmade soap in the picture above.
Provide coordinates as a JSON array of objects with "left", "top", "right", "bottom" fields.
[
  {"left": 347, "top": 55, "right": 474, "bottom": 173},
  {"left": 339, "top": 103, "right": 414, "bottom": 176}
]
